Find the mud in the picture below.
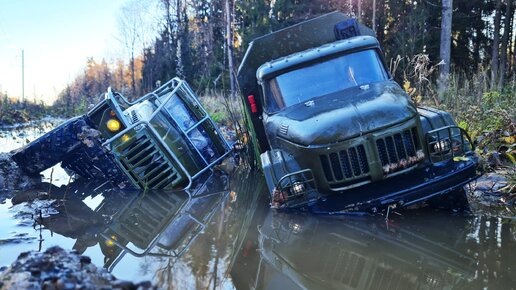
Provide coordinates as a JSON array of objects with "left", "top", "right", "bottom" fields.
[
  {"left": 0, "top": 117, "right": 63, "bottom": 131},
  {"left": 0, "top": 153, "right": 40, "bottom": 191},
  {"left": 0, "top": 118, "right": 67, "bottom": 193},
  {"left": 1, "top": 121, "right": 516, "bottom": 289},
  {"left": 469, "top": 170, "right": 516, "bottom": 216},
  {"left": 0, "top": 246, "right": 155, "bottom": 289}
]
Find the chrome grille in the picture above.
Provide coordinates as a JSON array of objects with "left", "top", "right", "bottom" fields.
[
  {"left": 376, "top": 127, "right": 424, "bottom": 174},
  {"left": 111, "top": 191, "right": 187, "bottom": 249},
  {"left": 320, "top": 144, "right": 370, "bottom": 183}
]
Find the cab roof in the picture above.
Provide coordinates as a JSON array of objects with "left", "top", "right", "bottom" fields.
[
  {"left": 256, "top": 35, "right": 380, "bottom": 82},
  {"left": 237, "top": 11, "right": 375, "bottom": 100}
]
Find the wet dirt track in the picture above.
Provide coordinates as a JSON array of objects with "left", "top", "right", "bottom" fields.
[{"left": 1, "top": 123, "right": 516, "bottom": 290}]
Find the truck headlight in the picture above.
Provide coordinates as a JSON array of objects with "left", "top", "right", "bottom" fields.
[
  {"left": 106, "top": 119, "right": 121, "bottom": 132},
  {"left": 104, "top": 235, "right": 118, "bottom": 247},
  {"left": 432, "top": 140, "right": 451, "bottom": 153},
  {"left": 291, "top": 181, "right": 305, "bottom": 195},
  {"left": 290, "top": 222, "right": 302, "bottom": 234}
]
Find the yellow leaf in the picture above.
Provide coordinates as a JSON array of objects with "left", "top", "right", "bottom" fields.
[
  {"left": 503, "top": 136, "right": 516, "bottom": 144},
  {"left": 505, "top": 152, "right": 516, "bottom": 164},
  {"left": 403, "top": 80, "right": 411, "bottom": 92},
  {"left": 453, "top": 156, "right": 469, "bottom": 162}
]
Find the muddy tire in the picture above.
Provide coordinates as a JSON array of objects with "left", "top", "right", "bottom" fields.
[{"left": 11, "top": 116, "right": 88, "bottom": 175}]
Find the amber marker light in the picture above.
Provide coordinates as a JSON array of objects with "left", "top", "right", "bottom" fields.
[
  {"left": 105, "top": 235, "right": 118, "bottom": 247},
  {"left": 106, "top": 119, "right": 121, "bottom": 132},
  {"left": 120, "top": 134, "right": 130, "bottom": 142}
]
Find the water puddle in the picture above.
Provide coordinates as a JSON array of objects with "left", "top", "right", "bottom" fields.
[{"left": 1, "top": 124, "right": 516, "bottom": 289}]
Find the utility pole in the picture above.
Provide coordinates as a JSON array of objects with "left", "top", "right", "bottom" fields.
[{"left": 21, "top": 49, "right": 25, "bottom": 103}]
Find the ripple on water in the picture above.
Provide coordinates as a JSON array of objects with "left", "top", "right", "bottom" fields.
[{"left": 0, "top": 232, "right": 37, "bottom": 245}]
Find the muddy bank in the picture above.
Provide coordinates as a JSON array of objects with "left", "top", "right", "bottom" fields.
[
  {"left": 0, "top": 246, "right": 155, "bottom": 290},
  {"left": 469, "top": 170, "right": 516, "bottom": 216},
  {"left": 0, "top": 117, "right": 64, "bottom": 131},
  {"left": 0, "top": 153, "right": 40, "bottom": 192},
  {"left": 0, "top": 118, "right": 68, "bottom": 193}
]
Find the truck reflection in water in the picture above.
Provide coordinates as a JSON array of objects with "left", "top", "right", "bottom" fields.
[
  {"left": 231, "top": 208, "right": 516, "bottom": 290},
  {"left": 12, "top": 169, "right": 230, "bottom": 271},
  {"left": 10, "top": 172, "right": 516, "bottom": 289}
]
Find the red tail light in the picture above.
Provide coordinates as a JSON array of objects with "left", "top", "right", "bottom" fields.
[{"left": 248, "top": 95, "right": 258, "bottom": 113}]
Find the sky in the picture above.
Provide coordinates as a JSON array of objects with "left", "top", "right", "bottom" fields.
[{"left": 0, "top": 0, "right": 128, "bottom": 104}]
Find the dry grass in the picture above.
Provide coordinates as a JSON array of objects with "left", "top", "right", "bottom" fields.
[{"left": 199, "top": 93, "right": 243, "bottom": 128}]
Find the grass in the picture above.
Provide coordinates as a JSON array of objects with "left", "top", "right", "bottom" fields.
[
  {"left": 0, "top": 97, "right": 52, "bottom": 126},
  {"left": 400, "top": 55, "right": 516, "bottom": 195},
  {"left": 199, "top": 92, "right": 243, "bottom": 128}
]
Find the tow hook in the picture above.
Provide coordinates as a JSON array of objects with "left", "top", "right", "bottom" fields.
[{"left": 385, "top": 201, "right": 403, "bottom": 221}]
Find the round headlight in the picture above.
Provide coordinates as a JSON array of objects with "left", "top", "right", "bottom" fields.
[
  {"left": 291, "top": 181, "right": 305, "bottom": 195},
  {"left": 432, "top": 140, "right": 451, "bottom": 153},
  {"left": 106, "top": 119, "right": 121, "bottom": 132},
  {"left": 104, "top": 235, "right": 117, "bottom": 247}
]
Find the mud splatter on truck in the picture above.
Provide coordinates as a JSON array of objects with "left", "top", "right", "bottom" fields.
[
  {"left": 11, "top": 78, "right": 232, "bottom": 190},
  {"left": 237, "top": 12, "right": 481, "bottom": 211}
]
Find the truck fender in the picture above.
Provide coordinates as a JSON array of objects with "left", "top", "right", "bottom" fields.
[
  {"left": 260, "top": 149, "right": 303, "bottom": 194},
  {"left": 418, "top": 106, "right": 457, "bottom": 134}
]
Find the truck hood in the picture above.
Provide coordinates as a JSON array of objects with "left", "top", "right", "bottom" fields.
[{"left": 266, "top": 81, "right": 417, "bottom": 146}]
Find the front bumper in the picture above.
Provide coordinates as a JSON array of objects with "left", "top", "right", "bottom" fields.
[{"left": 308, "top": 154, "right": 480, "bottom": 214}]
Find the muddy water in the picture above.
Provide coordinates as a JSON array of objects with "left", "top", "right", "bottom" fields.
[{"left": 1, "top": 124, "right": 516, "bottom": 289}]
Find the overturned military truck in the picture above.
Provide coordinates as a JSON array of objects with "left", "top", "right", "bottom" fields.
[
  {"left": 237, "top": 12, "right": 481, "bottom": 211},
  {"left": 12, "top": 78, "right": 232, "bottom": 190}
]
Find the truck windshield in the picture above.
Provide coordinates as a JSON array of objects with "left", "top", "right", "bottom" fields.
[{"left": 265, "top": 49, "right": 389, "bottom": 113}]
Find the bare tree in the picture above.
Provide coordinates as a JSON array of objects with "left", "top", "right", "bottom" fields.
[
  {"left": 225, "top": 0, "right": 236, "bottom": 98},
  {"left": 357, "top": 0, "right": 362, "bottom": 22},
  {"left": 117, "top": 0, "right": 155, "bottom": 97},
  {"left": 513, "top": 9, "right": 516, "bottom": 76},
  {"left": 438, "top": 0, "right": 453, "bottom": 98},
  {"left": 175, "top": 0, "right": 184, "bottom": 78},
  {"left": 491, "top": 0, "right": 502, "bottom": 90},
  {"left": 372, "top": 0, "right": 376, "bottom": 30},
  {"left": 498, "top": 0, "right": 513, "bottom": 90}
]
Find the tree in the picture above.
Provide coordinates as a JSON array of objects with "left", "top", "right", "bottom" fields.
[
  {"left": 372, "top": 0, "right": 377, "bottom": 30},
  {"left": 498, "top": 0, "right": 513, "bottom": 89},
  {"left": 491, "top": 0, "right": 502, "bottom": 90},
  {"left": 225, "top": 0, "right": 236, "bottom": 98},
  {"left": 438, "top": 0, "right": 453, "bottom": 98},
  {"left": 117, "top": 0, "right": 155, "bottom": 98}
]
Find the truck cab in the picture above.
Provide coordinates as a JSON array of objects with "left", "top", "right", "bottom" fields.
[
  {"left": 237, "top": 12, "right": 480, "bottom": 211},
  {"left": 13, "top": 78, "right": 232, "bottom": 191}
]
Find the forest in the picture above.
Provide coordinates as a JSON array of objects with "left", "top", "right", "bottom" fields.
[{"left": 1, "top": 0, "right": 515, "bottom": 162}]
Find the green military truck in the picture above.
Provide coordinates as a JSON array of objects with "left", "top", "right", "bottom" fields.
[
  {"left": 237, "top": 12, "right": 480, "bottom": 211},
  {"left": 12, "top": 78, "right": 232, "bottom": 190}
]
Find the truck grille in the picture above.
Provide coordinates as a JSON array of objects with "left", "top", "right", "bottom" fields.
[
  {"left": 320, "top": 144, "right": 370, "bottom": 183},
  {"left": 111, "top": 191, "right": 187, "bottom": 249},
  {"left": 376, "top": 127, "right": 424, "bottom": 174},
  {"left": 314, "top": 246, "right": 365, "bottom": 288},
  {"left": 118, "top": 134, "right": 183, "bottom": 189}
]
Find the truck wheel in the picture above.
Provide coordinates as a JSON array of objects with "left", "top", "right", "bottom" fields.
[
  {"left": 428, "top": 187, "right": 470, "bottom": 212},
  {"left": 11, "top": 116, "right": 88, "bottom": 175}
]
